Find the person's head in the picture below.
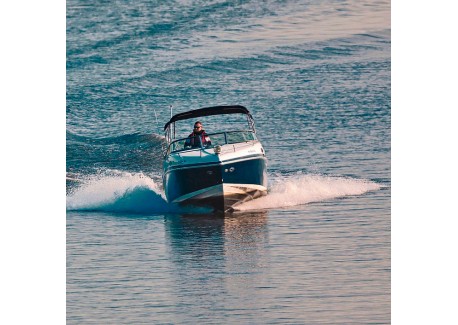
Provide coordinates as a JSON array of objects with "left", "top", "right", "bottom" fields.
[{"left": 193, "top": 121, "right": 203, "bottom": 132}]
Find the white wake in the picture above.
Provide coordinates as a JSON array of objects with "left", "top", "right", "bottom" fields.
[{"left": 234, "top": 174, "right": 381, "bottom": 211}]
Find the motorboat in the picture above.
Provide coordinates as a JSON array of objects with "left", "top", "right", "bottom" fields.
[{"left": 162, "top": 105, "right": 268, "bottom": 213}]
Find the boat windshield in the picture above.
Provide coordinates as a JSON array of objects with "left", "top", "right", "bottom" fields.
[{"left": 168, "top": 130, "right": 257, "bottom": 153}]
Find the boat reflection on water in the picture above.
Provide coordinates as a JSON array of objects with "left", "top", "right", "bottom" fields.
[
  {"left": 164, "top": 210, "right": 270, "bottom": 304},
  {"left": 164, "top": 210, "right": 269, "bottom": 258}
]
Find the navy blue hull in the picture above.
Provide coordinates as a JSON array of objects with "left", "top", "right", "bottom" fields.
[
  {"left": 163, "top": 156, "right": 267, "bottom": 212},
  {"left": 164, "top": 162, "right": 223, "bottom": 203},
  {"left": 221, "top": 156, "right": 267, "bottom": 186}
]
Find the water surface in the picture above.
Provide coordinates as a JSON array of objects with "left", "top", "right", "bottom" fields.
[{"left": 67, "top": 0, "right": 390, "bottom": 323}]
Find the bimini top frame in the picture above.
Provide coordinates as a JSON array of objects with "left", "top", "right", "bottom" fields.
[{"left": 163, "top": 105, "right": 256, "bottom": 144}]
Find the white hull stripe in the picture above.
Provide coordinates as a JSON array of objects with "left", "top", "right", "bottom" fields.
[
  {"left": 172, "top": 183, "right": 267, "bottom": 203},
  {"left": 164, "top": 154, "right": 266, "bottom": 173}
]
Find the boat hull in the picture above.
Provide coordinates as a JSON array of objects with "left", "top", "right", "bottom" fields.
[{"left": 164, "top": 155, "right": 267, "bottom": 212}]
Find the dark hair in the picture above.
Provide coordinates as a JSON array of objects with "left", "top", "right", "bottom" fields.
[{"left": 194, "top": 121, "right": 202, "bottom": 127}]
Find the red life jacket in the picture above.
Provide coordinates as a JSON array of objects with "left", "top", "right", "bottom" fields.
[{"left": 187, "top": 130, "right": 210, "bottom": 147}]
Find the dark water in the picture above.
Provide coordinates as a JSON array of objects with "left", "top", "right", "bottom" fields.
[{"left": 67, "top": 0, "right": 390, "bottom": 323}]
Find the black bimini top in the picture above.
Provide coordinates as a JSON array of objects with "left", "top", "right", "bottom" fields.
[{"left": 164, "top": 105, "right": 251, "bottom": 131}]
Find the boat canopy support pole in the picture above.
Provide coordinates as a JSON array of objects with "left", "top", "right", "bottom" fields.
[{"left": 247, "top": 114, "right": 256, "bottom": 133}]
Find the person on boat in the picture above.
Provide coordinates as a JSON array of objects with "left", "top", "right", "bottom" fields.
[{"left": 185, "top": 121, "right": 211, "bottom": 148}]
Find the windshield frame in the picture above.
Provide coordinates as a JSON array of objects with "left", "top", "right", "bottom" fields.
[{"left": 166, "top": 130, "right": 258, "bottom": 154}]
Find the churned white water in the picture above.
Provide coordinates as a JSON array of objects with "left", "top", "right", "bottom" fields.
[
  {"left": 236, "top": 174, "right": 381, "bottom": 211},
  {"left": 66, "top": 172, "right": 168, "bottom": 213},
  {"left": 67, "top": 172, "right": 381, "bottom": 213}
]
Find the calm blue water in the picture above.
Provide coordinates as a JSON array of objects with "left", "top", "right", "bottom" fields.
[{"left": 67, "top": 0, "right": 390, "bottom": 323}]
